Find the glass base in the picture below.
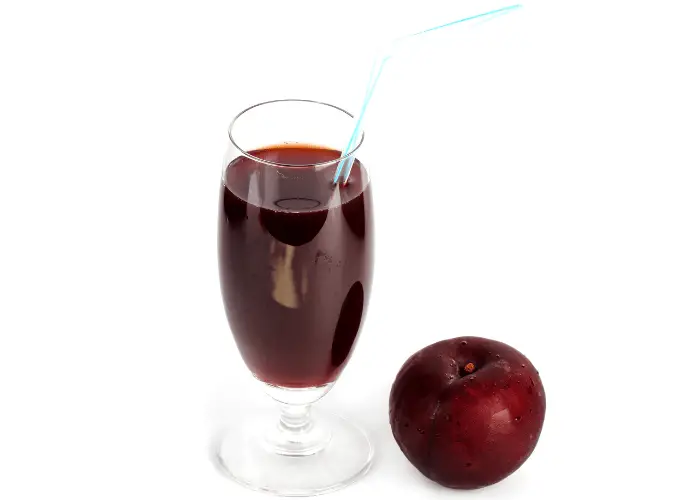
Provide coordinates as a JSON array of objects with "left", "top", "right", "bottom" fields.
[{"left": 216, "top": 408, "right": 373, "bottom": 496}]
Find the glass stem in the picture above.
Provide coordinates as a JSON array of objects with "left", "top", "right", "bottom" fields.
[
  {"left": 278, "top": 403, "right": 314, "bottom": 436},
  {"left": 266, "top": 402, "right": 330, "bottom": 456},
  {"left": 261, "top": 383, "right": 334, "bottom": 456}
]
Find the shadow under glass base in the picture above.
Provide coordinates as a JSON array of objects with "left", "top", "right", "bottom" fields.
[{"left": 216, "top": 408, "right": 373, "bottom": 496}]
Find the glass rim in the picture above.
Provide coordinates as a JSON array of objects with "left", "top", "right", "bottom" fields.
[{"left": 227, "top": 99, "right": 365, "bottom": 168}]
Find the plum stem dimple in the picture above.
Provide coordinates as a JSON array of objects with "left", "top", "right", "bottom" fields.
[{"left": 458, "top": 362, "right": 477, "bottom": 378}]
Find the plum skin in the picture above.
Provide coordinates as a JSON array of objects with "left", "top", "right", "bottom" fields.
[{"left": 389, "top": 336, "right": 546, "bottom": 489}]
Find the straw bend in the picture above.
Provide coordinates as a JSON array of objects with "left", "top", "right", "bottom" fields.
[{"left": 332, "top": 3, "right": 523, "bottom": 185}]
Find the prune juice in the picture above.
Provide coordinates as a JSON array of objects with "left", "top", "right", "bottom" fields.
[{"left": 218, "top": 145, "right": 373, "bottom": 388}]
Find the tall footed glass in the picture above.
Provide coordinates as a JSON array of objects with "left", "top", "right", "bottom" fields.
[{"left": 217, "top": 99, "right": 374, "bottom": 495}]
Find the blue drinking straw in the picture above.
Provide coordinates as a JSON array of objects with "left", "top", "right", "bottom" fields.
[{"left": 333, "top": 4, "right": 524, "bottom": 185}]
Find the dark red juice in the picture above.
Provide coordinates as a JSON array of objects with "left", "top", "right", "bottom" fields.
[{"left": 218, "top": 145, "right": 373, "bottom": 388}]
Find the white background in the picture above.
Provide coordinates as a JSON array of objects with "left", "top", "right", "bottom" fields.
[{"left": 1, "top": 1, "right": 699, "bottom": 498}]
